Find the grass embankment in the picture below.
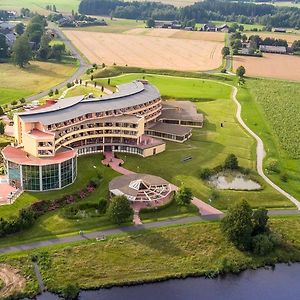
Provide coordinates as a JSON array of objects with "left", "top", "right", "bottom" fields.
[
  {"left": 238, "top": 78, "right": 300, "bottom": 201},
  {"left": 0, "top": 61, "right": 77, "bottom": 105},
  {"left": 1, "top": 216, "right": 299, "bottom": 296}
]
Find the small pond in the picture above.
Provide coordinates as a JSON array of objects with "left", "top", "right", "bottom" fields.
[{"left": 210, "top": 173, "right": 261, "bottom": 191}]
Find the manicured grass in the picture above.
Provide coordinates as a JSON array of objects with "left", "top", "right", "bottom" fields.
[
  {"left": 97, "top": 74, "right": 232, "bottom": 100},
  {"left": 1, "top": 217, "right": 298, "bottom": 295},
  {"left": 140, "top": 199, "right": 199, "bottom": 222},
  {"left": 237, "top": 78, "right": 300, "bottom": 202},
  {"left": 0, "top": 61, "right": 76, "bottom": 105},
  {"left": 104, "top": 75, "right": 290, "bottom": 209},
  {"left": 0, "top": 0, "right": 80, "bottom": 13},
  {"left": 65, "top": 85, "right": 103, "bottom": 98}
]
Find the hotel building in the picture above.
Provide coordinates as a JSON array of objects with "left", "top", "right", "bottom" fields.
[{"left": 1, "top": 80, "right": 203, "bottom": 191}]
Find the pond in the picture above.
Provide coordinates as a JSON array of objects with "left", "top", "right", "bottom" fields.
[
  {"left": 210, "top": 173, "right": 261, "bottom": 190},
  {"left": 35, "top": 263, "right": 300, "bottom": 300}
]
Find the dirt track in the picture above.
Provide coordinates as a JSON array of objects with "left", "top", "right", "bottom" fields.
[
  {"left": 0, "top": 264, "right": 26, "bottom": 298},
  {"left": 64, "top": 30, "right": 223, "bottom": 71}
]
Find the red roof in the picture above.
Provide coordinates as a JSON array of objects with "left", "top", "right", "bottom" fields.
[
  {"left": 28, "top": 129, "right": 54, "bottom": 139},
  {"left": 1, "top": 146, "right": 77, "bottom": 166}
]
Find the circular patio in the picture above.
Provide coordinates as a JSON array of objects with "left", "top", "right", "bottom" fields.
[{"left": 109, "top": 173, "right": 172, "bottom": 203}]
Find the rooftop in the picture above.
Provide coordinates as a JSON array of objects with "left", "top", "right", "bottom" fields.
[
  {"left": 17, "top": 81, "right": 160, "bottom": 125},
  {"left": 1, "top": 146, "right": 76, "bottom": 166},
  {"left": 147, "top": 122, "right": 192, "bottom": 136}
]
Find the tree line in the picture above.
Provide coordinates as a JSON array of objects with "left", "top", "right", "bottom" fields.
[
  {"left": 78, "top": 0, "right": 300, "bottom": 28},
  {"left": 0, "top": 12, "right": 67, "bottom": 67}
]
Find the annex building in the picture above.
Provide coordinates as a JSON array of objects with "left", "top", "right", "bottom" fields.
[{"left": 1, "top": 80, "right": 203, "bottom": 191}]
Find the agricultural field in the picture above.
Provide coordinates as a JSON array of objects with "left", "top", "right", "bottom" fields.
[
  {"left": 233, "top": 53, "right": 300, "bottom": 81},
  {"left": 239, "top": 78, "right": 300, "bottom": 201},
  {"left": 63, "top": 30, "right": 224, "bottom": 71},
  {"left": 0, "top": 62, "right": 77, "bottom": 105}
]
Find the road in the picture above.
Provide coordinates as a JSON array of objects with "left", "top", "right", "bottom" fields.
[
  {"left": 0, "top": 210, "right": 299, "bottom": 254},
  {"left": 231, "top": 86, "right": 300, "bottom": 209},
  {"left": 24, "top": 23, "right": 90, "bottom": 103}
]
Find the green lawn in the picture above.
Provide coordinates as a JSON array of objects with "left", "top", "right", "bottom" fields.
[
  {"left": 96, "top": 74, "right": 232, "bottom": 100},
  {"left": 0, "top": 61, "right": 76, "bottom": 105},
  {"left": 1, "top": 216, "right": 299, "bottom": 296},
  {"left": 238, "top": 78, "right": 300, "bottom": 202}
]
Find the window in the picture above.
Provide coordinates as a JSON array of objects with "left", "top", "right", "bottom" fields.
[
  {"left": 22, "top": 165, "right": 40, "bottom": 191},
  {"left": 61, "top": 158, "right": 73, "bottom": 188},
  {"left": 42, "top": 164, "right": 59, "bottom": 190}
]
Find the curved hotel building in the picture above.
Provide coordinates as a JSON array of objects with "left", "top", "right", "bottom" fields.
[{"left": 2, "top": 80, "right": 203, "bottom": 191}]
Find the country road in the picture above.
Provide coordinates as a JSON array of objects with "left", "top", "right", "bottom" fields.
[{"left": 24, "top": 23, "right": 90, "bottom": 103}]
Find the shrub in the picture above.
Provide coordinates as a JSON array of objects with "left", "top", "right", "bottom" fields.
[
  {"left": 55, "top": 89, "right": 59, "bottom": 95},
  {"left": 280, "top": 173, "right": 288, "bottom": 182},
  {"left": 0, "top": 106, "right": 4, "bottom": 115},
  {"left": 210, "top": 189, "right": 220, "bottom": 201},
  {"left": 90, "top": 177, "right": 101, "bottom": 187},
  {"left": 61, "top": 283, "right": 80, "bottom": 300},
  {"left": 265, "top": 159, "right": 280, "bottom": 173},
  {"left": 11, "top": 100, "right": 18, "bottom": 106},
  {"left": 98, "top": 198, "right": 108, "bottom": 213},
  {"left": 107, "top": 195, "right": 133, "bottom": 224},
  {"left": 252, "top": 207, "right": 269, "bottom": 235},
  {"left": 67, "top": 82, "right": 72, "bottom": 88},
  {"left": 19, "top": 98, "right": 26, "bottom": 103},
  {"left": 252, "top": 234, "right": 275, "bottom": 256},
  {"left": 0, "top": 122, "right": 5, "bottom": 135},
  {"left": 199, "top": 168, "right": 214, "bottom": 180},
  {"left": 175, "top": 186, "right": 193, "bottom": 206},
  {"left": 224, "top": 154, "right": 239, "bottom": 170}
]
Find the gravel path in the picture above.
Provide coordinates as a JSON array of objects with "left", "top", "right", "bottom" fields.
[{"left": 231, "top": 86, "right": 300, "bottom": 209}]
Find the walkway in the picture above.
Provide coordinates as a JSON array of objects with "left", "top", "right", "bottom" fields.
[
  {"left": 231, "top": 87, "right": 300, "bottom": 209},
  {"left": 0, "top": 177, "right": 17, "bottom": 206},
  {"left": 102, "top": 152, "right": 223, "bottom": 225}
]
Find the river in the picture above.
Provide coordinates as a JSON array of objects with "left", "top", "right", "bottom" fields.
[{"left": 36, "top": 263, "right": 300, "bottom": 300}]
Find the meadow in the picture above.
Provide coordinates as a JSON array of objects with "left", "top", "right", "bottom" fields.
[
  {"left": 238, "top": 78, "right": 300, "bottom": 202},
  {"left": 0, "top": 62, "right": 76, "bottom": 105},
  {"left": 2, "top": 216, "right": 298, "bottom": 295}
]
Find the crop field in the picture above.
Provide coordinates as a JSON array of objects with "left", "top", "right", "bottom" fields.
[
  {"left": 233, "top": 53, "right": 300, "bottom": 81},
  {"left": 0, "top": 62, "right": 76, "bottom": 105},
  {"left": 64, "top": 30, "right": 223, "bottom": 71},
  {"left": 257, "top": 32, "right": 300, "bottom": 45}
]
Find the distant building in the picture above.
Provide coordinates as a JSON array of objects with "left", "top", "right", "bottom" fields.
[
  {"left": 273, "top": 28, "right": 286, "bottom": 33},
  {"left": 154, "top": 20, "right": 182, "bottom": 29},
  {"left": 0, "top": 21, "right": 16, "bottom": 47},
  {"left": 259, "top": 45, "right": 287, "bottom": 54},
  {"left": 201, "top": 23, "right": 216, "bottom": 32},
  {"left": 216, "top": 24, "right": 229, "bottom": 32}
]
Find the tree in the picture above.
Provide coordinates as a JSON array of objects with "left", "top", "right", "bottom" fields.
[
  {"left": 37, "top": 34, "right": 51, "bottom": 60},
  {"left": 236, "top": 65, "right": 246, "bottom": 78},
  {"left": 224, "top": 153, "right": 239, "bottom": 170},
  {"left": 50, "top": 43, "right": 66, "bottom": 61},
  {"left": 0, "top": 106, "right": 4, "bottom": 116},
  {"left": 61, "top": 283, "right": 80, "bottom": 300},
  {"left": 0, "top": 34, "right": 8, "bottom": 59},
  {"left": 221, "top": 46, "right": 230, "bottom": 58},
  {"left": 252, "top": 208, "right": 269, "bottom": 235},
  {"left": 0, "top": 122, "right": 5, "bottom": 135},
  {"left": 291, "top": 40, "right": 300, "bottom": 53},
  {"left": 15, "top": 23, "right": 25, "bottom": 35},
  {"left": 221, "top": 200, "right": 253, "bottom": 250},
  {"left": 107, "top": 195, "right": 133, "bottom": 224},
  {"left": 146, "top": 18, "right": 155, "bottom": 28},
  {"left": 175, "top": 185, "right": 193, "bottom": 206},
  {"left": 252, "top": 234, "right": 274, "bottom": 256},
  {"left": 12, "top": 35, "right": 32, "bottom": 68}
]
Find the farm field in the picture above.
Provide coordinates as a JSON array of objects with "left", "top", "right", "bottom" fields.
[
  {"left": 238, "top": 78, "right": 300, "bottom": 201},
  {"left": 233, "top": 53, "right": 300, "bottom": 81},
  {"left": 256, "top": 32, "right": 300, "bottom": 45},
  {"left": 63, "top": 30, "right": 224, "bottom": 71},
  {"left": 0, "top": 62, "right": 76, "bottom": 105}
]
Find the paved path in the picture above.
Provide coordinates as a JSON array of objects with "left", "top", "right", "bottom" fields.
[
  {"left": 231, "top": 87, "right": 300, "bottom": 209},
  {"left": 0, "top": 209, "right": 298, "bottom": 255}
]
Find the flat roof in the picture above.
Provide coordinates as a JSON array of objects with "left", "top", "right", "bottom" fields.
[
  {"left": 27, "top": 129, "right": 55, "bottom": 139},
  {"left": 17, "top": 81, "right": 160, "bottom": 126},
  {"left": 147, "top": 122, "right": 192, "bottom": 136},
  {"left": 159, "top": 101, "right": 204, "bottom": 122},
  {"left": 1, "top": 145, "right": 76, "bottom": 166}
]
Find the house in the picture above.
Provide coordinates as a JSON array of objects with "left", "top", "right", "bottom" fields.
[
  {"left": 273, "top": 28, "right": 286, "bottom": 33},
  {"left": 216, "top": 24, "right": 229, "bottom": 32},
  {"left": 201, "top": 23, "right": 216, "bottom": 32},
  {"left": 0, "top": 21, "right": 16, "bottom": 47},
  {"left": 259, "top": 45, "right": 287, "bottom": 54},
  {"left": 154, "top": 20, "right": 182, "bottom": 29}
]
